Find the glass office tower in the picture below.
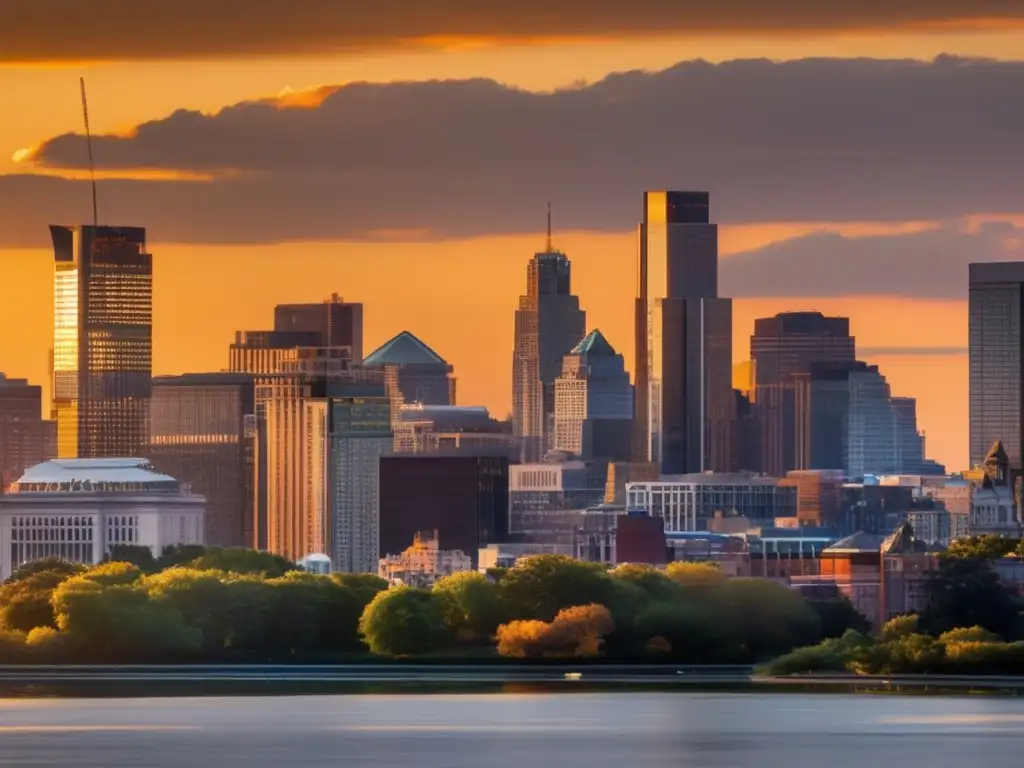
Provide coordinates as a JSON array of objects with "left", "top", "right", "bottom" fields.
[
  {"left": 50, "top": 225, "right": 152, "bottom": 459},
  {"left": 634, "top": 192, "right": 732, "bottom": 474},
  {"left": 969, "top": 262, "right": 1024, "bottom": 472}
]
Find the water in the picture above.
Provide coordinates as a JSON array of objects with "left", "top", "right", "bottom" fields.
[{"left": 0, "top": 692, "right": 1020, "bottom": 766}]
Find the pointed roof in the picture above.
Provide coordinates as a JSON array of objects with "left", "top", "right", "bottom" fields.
[
  {"left": 986, "top": 440, "right": 1009, "bottom": 464},
  {"left": 571, "top": 329, "right": 617, "bottom": 357},
  {"left": 364, "top": 331, "right": 447, "bottom": 366},
  {"left": 822, "top": 531, "right": 884, "bottom": 554}
]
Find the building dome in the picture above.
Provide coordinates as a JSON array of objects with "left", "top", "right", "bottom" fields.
[{"left": 12, "top": 458, "right": 182, "bottom": 494}]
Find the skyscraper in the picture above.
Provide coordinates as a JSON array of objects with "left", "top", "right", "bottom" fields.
[
  {"left": 50, "top": 225, "right": 152, "bottom": 459},
  {"left": 751, "top": 312, "right": 856, "bottom": 476},
  {"left": 273, "top": 294, "right": 364, "bottom": 362},
  {"left": 634, "top": 191, "right": 732, "bottom": 474},
  {"left": 512, "top": 216, "right": 586, "bottom": 462},
  {"left": 363, "top": 331, "right": 456, "bottom": 416},
  {"left": 149, "top": 373, "right": 255, "bottom": 547},
  {"left": 0, "top": 374, "right": 56, "bottom": 489},
  {"left": 969, "top": 262, "right": 1024, "bottom": 473},
  {"left": 553, "top": 330, "right": 633, "bottom": 461}
]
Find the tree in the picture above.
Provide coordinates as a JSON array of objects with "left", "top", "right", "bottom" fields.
[
  {"left": 433, "top": 571, "right": 503, "bottom": 643},
  {"left": 144, "top": 568, "right": 232, "bottom": 652},
  {"left": 188, "top": 548, "right": 296, "bottom": 578},
  {"left": 156, "top": 544, "right": 209, "bottom": 570},
  {"left": 880, "top": 614, "right": 920, "bottom": 641},
  {"left": 358, "top": 587, "right": 450, "bottom": 656},
  {"left": 105, "top": 545, "right": 157, "bottom": 573},
  {"left": 7, "top": 558, "right": 84, "bottom": 584},
  {"left": 81, "top": 562, "right": 142, "bottom": 586},
  {"left": 496, "top": 604, "right": 615, "bottom": 658},
  {"left": 665, "top": 561, "right": 727, "bottom": 587},
  {"left": 944, "top": 536, "right": 1019, "bottom": 561},
  {"left": 610, "top": 564, "right": 680, "bottom": 601},
  {"left": 808, "top": 597, "right": 872, "bottom": 639},
  {"left": 921, "top": 557, "right": 1022, "bottom": 639},
  {"left": 0, "top": 570, "right": 68, "bottom": 632},
  {"left": 499, "top": 555, "right": 615, "bottom": 621}
]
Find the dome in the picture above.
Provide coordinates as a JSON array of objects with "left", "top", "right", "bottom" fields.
[{"left": 12, "top": 458, "right": 181, "bottom": 494}]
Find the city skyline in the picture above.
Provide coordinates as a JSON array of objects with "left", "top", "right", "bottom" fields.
[{"left": 5, "top": 13, "right": 1022, "bottom": 473}]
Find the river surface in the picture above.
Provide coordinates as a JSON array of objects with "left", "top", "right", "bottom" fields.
[{"left": 0, "top": 692, "right": 1021, "bottom": 766}]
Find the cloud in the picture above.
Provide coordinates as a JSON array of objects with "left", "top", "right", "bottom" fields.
[
  {"left": 721, "top": 221, "right": 1024, "bottom": 299},
  {"left": 5, "top": 57, "right": 1024, "bottom": 247},
  {"left": 1, "top": 1, "right": 1021, "bottom": 63}
]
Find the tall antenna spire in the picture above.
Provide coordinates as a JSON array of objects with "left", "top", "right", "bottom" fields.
[
  {"left": 80, "top": 77, "right": 98, "bottom": 227},
  {"left": 546, "top": 201, "right": 552, "bottom": 252}
]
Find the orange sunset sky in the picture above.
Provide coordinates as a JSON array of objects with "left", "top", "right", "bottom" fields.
[{"left": 4, "top": 1, "right": 1024, "bottom": 472}]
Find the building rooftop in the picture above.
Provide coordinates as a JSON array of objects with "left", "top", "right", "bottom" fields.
[
  {"left": 11, "top": 458, "right": 182, "bottom": 494},
  {"left": 571, "top": 329, "right": 618, "bottom": 357},
  {"left": 822, "top": 531, "right": 884, "bottom": 554},
  {"left": 364, "top": 331, "right": 448, "bottom": 366}
]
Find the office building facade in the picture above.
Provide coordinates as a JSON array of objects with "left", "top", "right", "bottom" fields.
[
  {"left": 553, "top": 330, "right": 633, "bottom": 461},
  {"left": 751, "top": 312, "right": 855, "bottom": 475},
  {"left": 0, "top": 375, "right": 56, "bottom": 489},
  {"left": 363, "top": 331, "right": 456, "bottom": 419},
  {"left": 149, "top": 373, "right": 255, "bottom": 547},
  {"left": 379, "top": 455, "right": 509, "bottom": 566},
  {"left": 273, "top": 294, "right": 364, "bottom": 362},
  {"left": 969, "top": 262, "right": 1024, "bottom": 473},
  {"left": 512, "top": 238, "right": 587, "bottom": 462},
  {"left": 50, "top": 225, "right": 152, "bottom": 459},
  {"left": 634, "top": 191, "right": 732, "bottom": 474}
]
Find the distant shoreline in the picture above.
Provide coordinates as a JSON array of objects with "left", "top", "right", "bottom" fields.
[{"left": 0, "top": 666, "right": 1021, "bottom": 698}]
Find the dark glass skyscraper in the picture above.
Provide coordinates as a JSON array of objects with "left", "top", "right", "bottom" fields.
[
  {"left": 512, "top": 238, "right": 586, "bottom": 463},
  {"left": 634, "top": 192, "right": 732, "bottom": 474},
  {"left": 0, "top": 374, "right": 56, "bottom": 488},
  {"left": 750, "top": 312, "right": 856, "bottom": 476},
  {"left": 50, "top": 225, "right": 152, "bottom": 459},
  {"left": 969, "top": 262, "right": 1024, "bottom": 472},
  {"left": 273, "top": 294, "right": 364, "bottom": 362}
]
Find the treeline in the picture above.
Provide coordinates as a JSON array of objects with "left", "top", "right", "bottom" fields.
[{"left": 0, "top": 550, "right": 864, "bottom": 663}]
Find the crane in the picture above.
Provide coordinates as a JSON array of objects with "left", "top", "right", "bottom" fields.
[{"left": 80, "top": 77, "right": 98, "bottom": 227}]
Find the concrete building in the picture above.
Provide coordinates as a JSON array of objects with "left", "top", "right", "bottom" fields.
[
  {"left": 363, "top": 331, "right": 456, "bottom": 417},
  {"left": 149, "top": 373, "right": 254, "bottom": 547},
  {"left": 378, "top": 530, "right": 472, "bottom": 587},
  {"left": 273, "top": 295, "right": 364, "bottom": 362},
  {"left": 969, "top": 261, "right": 1024, "bottom": 472},
  {"left": 512, "top": 218, "right": 587, "bottom": 462},
  {"left": 626, "top": 474, "right": 796, "bottom": 533},
  {"left": 553, "top": 329, "right": 633, "bottom": 461},
  {"left": 970, "top": 440, "right": 1021, "bottom": 537},
  {"left": 0, "top": 375, "right": 56, "bottom": 490},
  {"left": 509, "top": 460, "right": 609, "bottom": 532},
  {"left": 0, "top": 458, "right": 204, "bottom": 580},
  {"left": 49, "top": 225, "right": 152, "bottom": 459},
  {"left": 779, "top": 470, "right": 845, "bottom": 528},
  {"left": 634, "top": 191, "right": 732, "bottom": 474}
]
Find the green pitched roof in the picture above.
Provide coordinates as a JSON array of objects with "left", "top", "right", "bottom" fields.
[
  {"left": 364, "top": 331, "right": 447, "bottom": 366},
  {"left": 571, "top": 329, "right": 617, "bottom": 357}
]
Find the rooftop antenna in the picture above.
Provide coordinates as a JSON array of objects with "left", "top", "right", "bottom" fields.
[
  {"left": 546, "top": 201, "right": 552, "bottom": 252},
  {"left": 79, "top": 77, "right": 98, "bottom": 227}
]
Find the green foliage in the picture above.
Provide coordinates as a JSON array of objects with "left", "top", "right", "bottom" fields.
[
  {"left": 921, "top": 557, "right": 1022, "bottom": 638},
  {"left": 665, "top": 561, "right": 727, "bottom": 587},
  {"left": 156, "top": 544, "right": 209, "bottom": 570},
  {"left": 81, "top": 562, "right": 143, "bottom": 586},
  {"left": 7, "top": 558, "right": 84, "bottom": 584},
  {"left": 497, "top": 604, "right": 615, "bottom": 658},
  {"left": 433, "top": 571, "right": 503, "bottom": 643},
  {"left": 610, "top": 564, "right": 680, "bottom": 602},
  {"left": 359, "top": 587, "right": 451, "bottom": 656},
  {"left": 187, "top": 548, "right": 296, "bottom": 577},
  {"left": 763, "top": 643, "right": 848, "bottom": 675},
  {"left": 0, "top": 570, "right": 69, "bottom": 632},
  {"left": 808, "top": 597, "right": 872, "bottom": 639},
  {"left": 499, "top": 555, "right": 615, "bottom": 621},
  {"left": 880, "top": 614, "right": 920, "bottom": 641},
  {"left": 944, "top": 535, "right": 1019, "bottom": 561},
  {"left": 105, "top": 545, "right": 158, "bottom": 573}
]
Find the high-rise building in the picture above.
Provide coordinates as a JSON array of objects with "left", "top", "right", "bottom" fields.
[
  {"left": 797, "top": 361, "right": 901, "bottom": 477},
  {"left": 273, "top": 294, "right": 364, "bottom": 362},
  {"left": 969, "top": 262, "right": 1024, "bottom": 473},
  {"left": 634, "top": 191, "right": 732, "bottom": 474},
  {"left": 148, "top": 373, "right": 255, "bottom": 547},
  {"left": 553, "top": 330, "right": 633, "bottom": 461},
  {"left": 378, "top": 455, "right": 509, "bottom": 567},
  {"left": 50, "top": 225, "right": 152, "bottom": 459},
  {"left": 512, "top": 217, "right": 587, "bottom": 462},
  {"left": 392, "top": 405, "right": 517, "bottom": 459},
  {"left": 229, "top": 330, "right": 323, "bottom": 375},
  {"left": 0, "top": 374, "right": 56, "bottom": 489},
  {"left": 256, "top": 351, "right": 390, "bottom": 570},
  {"left": 891, "top": 397, "right": 926, "bottom": 475},
  {"left": 751, "top": 312, "right": 856, "bottom": 476},
  {"left": 363, "top": 331, "right": 456, "bottom": 422}
]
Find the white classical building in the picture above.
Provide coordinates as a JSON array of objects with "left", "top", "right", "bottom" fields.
[{"left": 0, "top": 458, "right": 205, "bottom": 579}]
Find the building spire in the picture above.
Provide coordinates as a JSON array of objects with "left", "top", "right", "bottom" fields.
[{"left": 546, "top": 201, "right": 552, "bottom": 252}]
